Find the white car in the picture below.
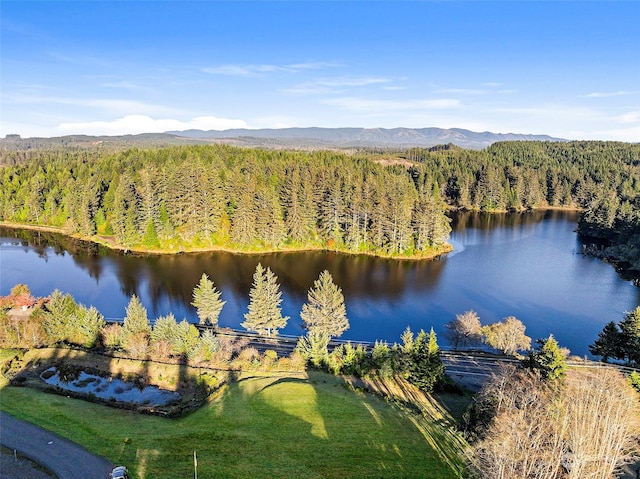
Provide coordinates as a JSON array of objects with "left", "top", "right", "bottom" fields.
[{"left": 110, "top": 466, "right": 129, "bottom": 479}]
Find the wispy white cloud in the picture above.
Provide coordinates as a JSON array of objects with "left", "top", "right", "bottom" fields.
[
  {"left": 100, "top": 81, "right": 149, "bottom": 91},
  {"left": 485, "top": 103, "right": 640, "bottom": 140},
  {"left": 202, "top": 62, "right": 338, "bottom": 77},
  {"left": 85, "top": 99, "right": 177, "bottom": 116},
  {"left": 492, "top": 104, "right": 600, "bottom": 119},
  {"left": 322, "top": 97, "right": 461, "bottom": 113},
  {"left": 594, "top": 126, "right": 640, "bottom": 142},
  {"left": 435, "top": 82, "right": 515, "bottom": 95},
  {"left": 5, "top": 94, "right": 178, "bottom": 116},
  {"left": 250, "top": 115, "right": 300, "bottom": 129},
  {"left": 436, "top": 88, "right": 487, "bottom": 95},
  {"left": 46, "top": 50, "right": 115, "bottom": 69},
  {"left": 432, "top": 82, "right": 516, "bottom": 96},
  {"left": 282, "top": 76, "right": 393, "bottom": 95},
  {"left": 617, "top": 111, "right": 640, "bottom": 124},
  {"left": 56, "top": 115, "right": 247, "bottom": 136},
  {"left": 286, "top": 62, "right": 341, "bottom": 70},
  {"left": 585, "top": 91, "right": 630, "bottom": 98},
  {"left": 202, "top": 65, "right": 276, "bottom": 76}
]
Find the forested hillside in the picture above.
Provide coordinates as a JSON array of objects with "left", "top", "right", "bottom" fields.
[{"left": 1, "top": 141, "right": 639, "bottom": 276}]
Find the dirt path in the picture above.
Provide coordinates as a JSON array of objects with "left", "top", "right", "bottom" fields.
[{"left": 0, "top": 412, "right": 113, "bottom": 479}]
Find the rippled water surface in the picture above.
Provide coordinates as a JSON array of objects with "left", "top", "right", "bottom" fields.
[{"left": 2, "top": 211, "right": 638, "bottom": 356}]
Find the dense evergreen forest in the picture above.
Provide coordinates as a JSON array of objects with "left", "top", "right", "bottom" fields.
[
  {"left": 1, "top": 141, "right": 639, "bottom": 277},
  {"left": 0, "top": 145, "right": 451, "bottom": 257}
]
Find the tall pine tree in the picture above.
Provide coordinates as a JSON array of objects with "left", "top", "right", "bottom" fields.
[
  {"left": 191, "top": 273, "right": 225, "bottom": 326},
  {"left": 619, "top": 307, "right": 640, "bottom": 364},
  {"left": 300, "top": 270, "right": 349, "bottom": 339},
  {"left": 409, "top": 328, "right": 445, "bottom": 392},
  {"left": 242, "top": 263, "right": 289, "bottom": 336},
  {"left": 589, "top": 321, "right": 623, "bottom": 362}
]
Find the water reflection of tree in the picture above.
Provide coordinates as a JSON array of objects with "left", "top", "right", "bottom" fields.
[
  {"left": 3, "top": 224, "right": 452, "bottom": 327},
  {"left": 1, "top": 227, "right": 107, "bottom": 278},
  {"left": 8, "top": 212, "right": 578, "bottom": 308},
  {"left": 449, "top": 209, "right": 579, "bottom": 232},
  {"left": 110, "top": 250, "right": 449, "bottom": 316}
]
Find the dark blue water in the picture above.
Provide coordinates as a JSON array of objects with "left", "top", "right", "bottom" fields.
[
  {"left": 1, "top": 211, "right": 638, "bottom": 356},
  {"left": 41, "top": 367, "right": 180, "bottom": 406}
]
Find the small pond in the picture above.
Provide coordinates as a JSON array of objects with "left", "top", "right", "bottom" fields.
[{"left": 40, "top": 367, "right": 181, "bottom": 406}]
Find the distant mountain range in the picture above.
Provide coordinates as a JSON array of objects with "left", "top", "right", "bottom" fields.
[
  {"left": 2, "top": 127, "right": 565, "bottom": 150},
  {"left": 166, "top": 127, "right": 564, "bottom": 149}
]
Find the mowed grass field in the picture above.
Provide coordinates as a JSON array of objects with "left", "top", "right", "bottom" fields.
[{"left": 0, "top": 370, "right": 466, "bottom": 478}]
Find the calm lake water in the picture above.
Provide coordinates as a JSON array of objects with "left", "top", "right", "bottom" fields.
[{"left": 1, "top": 211, "right": 638, "bottom": 356}]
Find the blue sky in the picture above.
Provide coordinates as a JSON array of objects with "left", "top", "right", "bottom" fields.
[{"left": 2, "top": 1, "right": 639, "bottom": 140}]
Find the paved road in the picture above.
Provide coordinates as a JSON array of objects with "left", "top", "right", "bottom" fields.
[
  {"left": 0, "top": 411, "right": 114, "bottom": 479},
  {"left": 440, "top": 351, "right": 520, "bottom": 391}
]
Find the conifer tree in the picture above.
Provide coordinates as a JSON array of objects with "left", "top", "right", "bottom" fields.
[
  {"left": 589, "top": 321, "right": 623, "bottom": 362},
  {"left": 295, "top": 330, "right": 330, "bottom": 367},
  {"left": 122, "top": 294, "right": 151, "bottom": 357},
  {"left": 151, "top": 313, "right": 178, "bottom": 344},
  {"left": 123, "top": 294, "right": 151, "bottom": 336},
  {"left": 526, "top": 334, "right": 567, "bottom": 380},
  {"left": 191, "top": 273, "right": 225, "bottom": 326},
  {"left": 174, "top": 320, "right": 201, "bottom": 357},
  {"left": 409, "top": 328, "right": 445, "bottom": 392},
  {"left": 393, "top": 326, "right": 416, "bottom": 377},
  {"left": 300, "top": 270, "right": 349, "bottom": 339},
  {"left": 242, "top": 263, "right": 289, "bottom": 336},
  {"left": 43, "top": 289, "right": 78, "bottom": 343},
  {"left": 619, "top": 306, "right": 640, "bottom": 364},
  {"left": 400, "top": 326, "right": 415, "bottom": 355},
  {"left": 69, "top": 305, "right": 105, "bottom": 348}
]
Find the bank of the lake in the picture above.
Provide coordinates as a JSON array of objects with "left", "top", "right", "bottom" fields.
[
  {"left": 0, "top": 220, "right": 452, "bottom": 261},
  {"left": 2, "top": 210, "right": 638, "bottom": 357}
]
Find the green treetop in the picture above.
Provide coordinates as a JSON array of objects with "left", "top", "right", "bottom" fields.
[
  {"left": 191, "top": 273, "right": 225, "bottom": 326},
  {"left": 619, "top": 307, "right": 640, "bottom": 364},
  {"left": 589, "top": 321, "right": 623, "bottom": 362},
  {"left": 526, "top": 334, "right": 567, "bottom": 381},
  {"left": 409, "top": 328, "right": 445, "bottom": 392},
  {"left": 300, "top": 270, "right": 349, "bottom": 339},
  {"left": 241, "top": 263, "right": 289, "bottom": 336},
  {"left": 123, "top": 294, "right": 151, "bottom": 336}
]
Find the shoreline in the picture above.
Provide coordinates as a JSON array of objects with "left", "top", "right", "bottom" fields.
[{"left": 0, "top": 221, "right": 452, "bottom": 261}]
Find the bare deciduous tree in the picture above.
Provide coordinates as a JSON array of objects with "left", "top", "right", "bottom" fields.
[
  {"left": 470, "top": 366, "right": 640, "bottom": 479},
  {"left": 562, "top": 368, "right": 640, "bottom": 479},
  {"left": 445, "top": 310, "right": 482, "bottom": 349},
  {"left": 482, "top": 316, "right": 531, "bottom": 356}
]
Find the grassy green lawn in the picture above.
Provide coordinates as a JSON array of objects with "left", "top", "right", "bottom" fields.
[
  {"left": 0, "top": 349, "right": 20, "bottom": 387},
  {"left": 0, "top": 370, "right": 466, "bottom": 479}
]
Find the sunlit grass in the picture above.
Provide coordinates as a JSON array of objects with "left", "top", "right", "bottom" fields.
[
  {"left": 343, "top": 375, "right": 470, "bottom": 478},
  {"left": 0, "top": 370, "right": 466, "bottom": 478}
]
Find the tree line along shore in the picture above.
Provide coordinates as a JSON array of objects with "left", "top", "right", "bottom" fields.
[{"left": 1, "top": 141, "right": 639, "bottom": 278}]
